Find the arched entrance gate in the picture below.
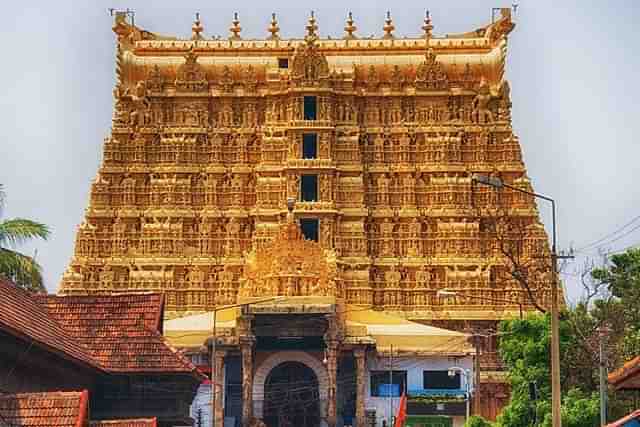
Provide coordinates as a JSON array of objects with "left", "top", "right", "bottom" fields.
[
  {"left": 253, "top": 351, "right": 329, "bottom": 427},
  {"left": 263, "top": 361, "right": 321, "bottom": 427}
]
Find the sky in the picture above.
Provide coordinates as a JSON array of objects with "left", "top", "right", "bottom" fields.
[{"left": 1, "top": 0, "right": 639, "bottom": 303}]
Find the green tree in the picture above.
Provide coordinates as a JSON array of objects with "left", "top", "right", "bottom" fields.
[
  {"left": 464, "top": 415, "right": 494, "bottom": 427},
  {"left": 591, "top": 248, "right": 640, "bottom": 361},
  {"left": 497, "top": 315, "right": 600, "bottom": 427},
  {"left": 0, "top": 184, "right": 50, "bottom": 292},
  {"left": 586, "top": 248, "right": 640, "bottom": 419},
  {"left": 494, "top": 248, "right": 640, "bottom": 425}
]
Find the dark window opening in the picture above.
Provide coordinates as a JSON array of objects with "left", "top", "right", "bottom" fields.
[
  {"left": 301, "top": 175, "right": 318, "bottom": 202},
  {"left": 304, "top": 96, "right": 317, "bottom": 120},
  {"left": 423, "top": 370, "right": 461, "bottom": 390},
  {"left": 370, "top": 370, "right": 407, "bottom": 397},
  {"left": 302, "top": 134, "right": 318, "bottom": 159},
  {"left": 278, "top": 58, "right": 289, "bottom": 69},
  {"left": 300, "top": 218, "right": 319, "bottom": 242}
]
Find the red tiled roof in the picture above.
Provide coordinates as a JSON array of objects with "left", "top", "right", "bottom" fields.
[
  {"left": 0, "top": 278, "right": 96, "bottom": 369},
  {"left": 608, "top": 355, "right": 640, "bottom": 389},
  {"left": 36, "top": 293, "right": 201, "bottom": 375},
  {"left": 0, "top": 390, "right": 159, "bottom": 427},
  {"left": 0, "top": 390, "right": 88, "bottom": 427},
  {"left": 90, "top": 419, "right": 157, "bottom": 427},
  {"left": 0, "top": 279, "right": 203, "bottom": 379}
]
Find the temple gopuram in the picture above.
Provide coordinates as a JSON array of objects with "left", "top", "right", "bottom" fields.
[{"left": 60, "top": 8, "right": 556, "bottom": 427}]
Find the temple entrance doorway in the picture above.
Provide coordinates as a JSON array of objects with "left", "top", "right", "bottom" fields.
[{"left": 263, "top": 361, "right": 321, "bottom": 427}]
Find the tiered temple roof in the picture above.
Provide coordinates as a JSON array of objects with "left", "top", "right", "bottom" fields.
[{"left": 59, "top": 8, "right": 556, "bottom": 321}]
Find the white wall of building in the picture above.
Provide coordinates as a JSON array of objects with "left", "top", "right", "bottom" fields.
[
  {"left": 364, "top": 354, "right": 473, "bottom": 427},
  {"left": 190, "top": 382, "right": 212, "bottom": 427}
]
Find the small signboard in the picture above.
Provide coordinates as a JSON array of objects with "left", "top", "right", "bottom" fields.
[{"left": 378, "top": 384, "right": 401, "bottom": 397}]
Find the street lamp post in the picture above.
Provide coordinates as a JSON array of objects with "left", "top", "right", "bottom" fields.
[
  {"left": 472, "top": 174, "right": 564, "bottom": 427},
  {"left": 448, "top": 366, "right": 471, "bottom": 421},
  {"left": 597, "top": 325, "right": 611, "bottom": 427},
  {"left": 210, "top": 296, "right": 284, "bottom": 427}
]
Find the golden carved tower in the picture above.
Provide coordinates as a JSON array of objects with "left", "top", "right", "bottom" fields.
[{"left": 60, "top": 9, "right": 554, "bottom": 325}]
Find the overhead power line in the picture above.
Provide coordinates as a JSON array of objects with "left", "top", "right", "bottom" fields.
[{"left": 575, "top": 215, "right": 640, "bottom": 253}]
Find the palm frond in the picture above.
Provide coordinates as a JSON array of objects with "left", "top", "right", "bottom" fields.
[
  {"left": 0, "top": 248, "right": 46, "bottom": 292},
  {"left": 0, "top": 218, "right": 50, "bottom": 248}
]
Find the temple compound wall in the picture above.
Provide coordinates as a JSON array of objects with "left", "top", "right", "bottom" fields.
[{"left": 60, "top": 8, "right": 556, "bottom": 426}]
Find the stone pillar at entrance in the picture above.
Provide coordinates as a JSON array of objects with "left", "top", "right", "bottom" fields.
[
  {"left": 354, "top": 348, "right": 367, "bottom": 427},
  {"left": 324, "top": 312, "right": 341, "bottom": 427},
  {"left": 241, "top": 338, "right": 255, "bottom": 426},
  {"left": 325, "top": 342, "right": 338, "bottom": 427},
  {"left": 214, "top": 349, "right": 227, "bottom": 427},
  {"left": 238, "top": 312, "right": 255, "bottom": 427}
]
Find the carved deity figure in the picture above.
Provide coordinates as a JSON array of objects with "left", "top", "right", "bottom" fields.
[
  {"left": 236, "top": 135, "right": 248, "bottom": 164},
  {"left": 203, "top": 174, "right": 218, "bottom": 205},
  {"left": 416, "top": 265, "right": 430, "bottom": 288},
  {"left": 113, "top": 217, "right": 127, "bottom": 254},
  {"left": 384, "top": 266, "right": 402, "bottom": 307},
  {"left": 336, "top": 103, "right": 345, "bottom": 122},
  {"left": 265, "top": 101, "right": 274, "bottom": 123},
  {"left": 129, "top": 81, "right": 150, "bottom": 128},
  {"left": 477, "top": 131, "right": 490, "bottom": 163},
  {"left": 288, "top": 138, "right": 299, "bottom": 159},
  {"left": 220, "top": 104, "right": 234, "bottom": 127},
  {"left": 292, "top": 98, "right": 301, "bottom": 121},
  {"left": 319, "top": 135, "right": 330, "bottom": 158},
  {"left": 225, "top": 218, "right": 242, "bottom": 256},
  {"left": 100, "top": 266, "right": 115, "bottom": 288},
  {"left": 187, "top": 267, "right": 205, "bottom": 288},
  {"left": 198, "top": 220, "right": 212, "bottom": 254},
  {"left": 377, "top": 174, "right": 390, "bottom": 205},
  {"left": 318, "top": 97, "right": 328, "bottom": 120},
  {"left": 472, "top": 79, "right": 494, "bottom": 123},
  {"left": 288, "top": 175, "right": 300, "bottom": 199},
  {"left": 121, "top": 175, "right": 136, "bottom": 205},
  {"left": 320, "top": 219, "right": 334, "bottom": 248},
  {"left": 402, "top": 173, "right": 416, "bottom": 205},
  {"left": 497, "top": 80, "right": 512, "bottom": 122},
  {"left": 217, "top": 266, "right": 235, "bottom": 304},
  {"left": 390, "top": 65, "right": 404, "bottom": 90},
  {"left": 230, "top": 174, "right": 244, "bottom": 206},
  {"left": 320, "top": 176, "right": 332, "bottom": 201},
  {"left": 373, "top": 134, "right": 385, "bottom": 163},
  {"left": 245, "top": 103, "right": 257, "bottom": 127},
  {"left": 398, "top": 133, "right": 410, "bottom": 163},
  {"left": 407, "top": 217, "right": 421, "bottom": 257},
  {"left": 380, "top": 218, "right": 394, "bottom": 256}
]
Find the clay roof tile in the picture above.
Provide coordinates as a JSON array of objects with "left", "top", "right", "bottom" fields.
[{"left": 0, "top": 390, "right": 88, "bottom": 427}]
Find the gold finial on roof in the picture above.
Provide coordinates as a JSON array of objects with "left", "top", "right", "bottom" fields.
[
  {"left": 229, "top": 12, "right": 242, "bottom": 41},
  {"left": 305, "top": 10, "right": 319, "bottom": 44},
  {"left": 343, "top": 11, "right": 357, "bottom": 40},
  {"left": 191, "top": 12, "right": 204, "bottom": 41},
  {"left": 422, "top": 10, "right": 434, "bottom": 40},
  {"left": 383, "top": 11, "right": 395, "bottom": 40},
  {"left": 268, "top": 13, "right": 280, "bottom": 40}
]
